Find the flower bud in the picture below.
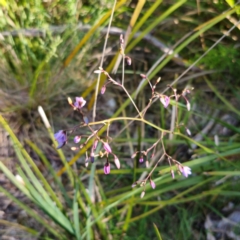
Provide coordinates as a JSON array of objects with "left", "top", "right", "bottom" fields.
[
  {"left": 150, "top": 179, "right": 156, "bottom": 189},
  {"left": 74, "top": 135, "right": 81, "bottom": 143},
  {"left": 114, "top": 155, "right": 120, "bottom": 169},
  {"left": 103, "top": 142, "right": 112, "bottom": 153},
  {"left": 104, "top": 162, "right": 110, "bottom": 174},
  {"left": 140, "top": 191, "right": 145, "bottom": 198}
]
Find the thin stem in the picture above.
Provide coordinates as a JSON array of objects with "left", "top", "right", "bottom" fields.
[
  {"left": 122, "top": 54, "right": 125, "bottom": 85},
  {"left": 93, "top": 0, "right": 117, "bottom": 122},
  {"left": 121, "top": 85, "right": 143, "bottom": 118},
  {"left": 85, "top": 117, "right": 170, "bottom": 134}
]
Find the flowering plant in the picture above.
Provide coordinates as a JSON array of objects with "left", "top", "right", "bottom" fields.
[{"left": 54, "top": 36, "right": 194, "bottom": 198}]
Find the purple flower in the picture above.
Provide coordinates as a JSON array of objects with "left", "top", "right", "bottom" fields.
[
  {"left": 139, "top": 156, "right": 144, "bottom": 163},
  {"left": 54, "top": 130, "right": 67, "bottom": 149},
  {"left": 179, "top": 165, "right": 192, "bottom": 178},
  {"left": 103, "top": 142, "right": 112, "bottom": 153},
  {"left": 74, "top": 135, "right": 81, "bottom": 143},
  {"left": 160, "top": 95, "right": 170, "bottom": 108},
  {"left": 73, "top": 97, "right": 86, "bottom": 110},
  {"left": 150, "top": 179, "right": 156, "bottom": 189},
  {"left": 104, "top": 162, "right": 110, "bottom": 174}
]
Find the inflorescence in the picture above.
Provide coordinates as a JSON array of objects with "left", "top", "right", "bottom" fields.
[{"left": 54, "top": 35, "right": 193, "bottom": 198}]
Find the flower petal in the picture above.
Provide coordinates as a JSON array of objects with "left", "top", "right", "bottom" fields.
[{"left": 54, "top": 130, "right": 67, "bottom": 149}]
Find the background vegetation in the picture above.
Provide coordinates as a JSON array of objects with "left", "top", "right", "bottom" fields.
[{"left": 0, "top": 0, "right": 240, "bottom": 239}]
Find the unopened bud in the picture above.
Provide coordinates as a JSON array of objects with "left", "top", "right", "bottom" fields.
[
  {"left": 186, "top": 128, "right": 191, "bottom": 136},
  {"left": 114, "top": 155, "right": 120, "bottom": 169},
  {"left": 132, "top": 182, "right": 137, "bottom": 188},
  {"left": 71, "top": 147, "right": 78, "bottom": 151},
  {"left": 90, "top": 152, "right": 95, "bottom": 163},
  {"left": 93, "top": 140, "right": 98, "bottom": 150},
  {"left": 146, "top": 160, "right": 149, "bottom": 168},
  {"left": 131, "top": 152, "right": 137, "bottom": 158},
  {"left": 103, "top": 142, "right": 112, "bottom": 153},
  {"left": 186, "top": 101, "right": 191, "bottom": 111},
  {"left": 15, "top": 174, "right": 25, "bottom": 186},
  {"left": 140, "top": 191, "right": 145, "bottom": 198},
  {"left": 83, "top": 116, "right": 89, "bottom": 124},
  {"left": 68, "top": 97, "right": 73, "bottom": 105},
  {"left": 101, "top": 85, "right": 106, "bottom": 95},
  {"left": 150, "top": 179, "right": 156, "bottom": 189},
  {"left": 125, "top": 56, "right": 131, "bottom": 65},
  {"left": 140, "top": 74, "right": 147, "bottom": 79},
  {"left": 104, "top": 162, "right": 110, "bottom": 174}
]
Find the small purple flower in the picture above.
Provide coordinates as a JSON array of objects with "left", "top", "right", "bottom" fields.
[
  {"left": 54, "top": 130, "right": 67, "bottom": 149},
  {"left": 103, "top": 142, "right": 112, "bottom": 153},
  {"left": 74, "top": 135, "right": 81, "bottom": 143},
  {"left": 150, "top": 179, "right": 156, "bottom": 189},
  {"left": 160, "top": 95, "right": 170, "bottom": 108},
  {"left": 104, "top": 162, "right": 110, "bottom": 174},
  {"left": 179, "top": 165, "right": 192, "bottom": 178},
  {"left": 139, "top": 156, "right": 144, "bottom": 163},
  {"left": 73, "top": 97, "right": 86, "bottom": 110}
]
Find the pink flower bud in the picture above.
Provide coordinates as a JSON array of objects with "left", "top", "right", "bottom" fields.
[
  {"left": 101, "top": 85, "right": 106, "bottom": 95},
  {"left": 171, "top": 169, "right": 175, "bottom": 179},
  {"left": 131, "top": 152, "right": 137, "bottom": 158},
  {"left": 140, "top": 74, "right": 147, "bottom": 78},
  {"left": 93, "top": 140, "right": 98, "bottom": 150},
  {"left": 103, "top": 142, "right": 112, "bottom": 153},
  {"left": 104, "top": 162, "right": 110, "bottom": 174},
  {"left": 146, "top": 160, "right": 149, "bottom": 168},
  {"left": 150, "top": 179, "right": 156, "bottom": 189}
]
